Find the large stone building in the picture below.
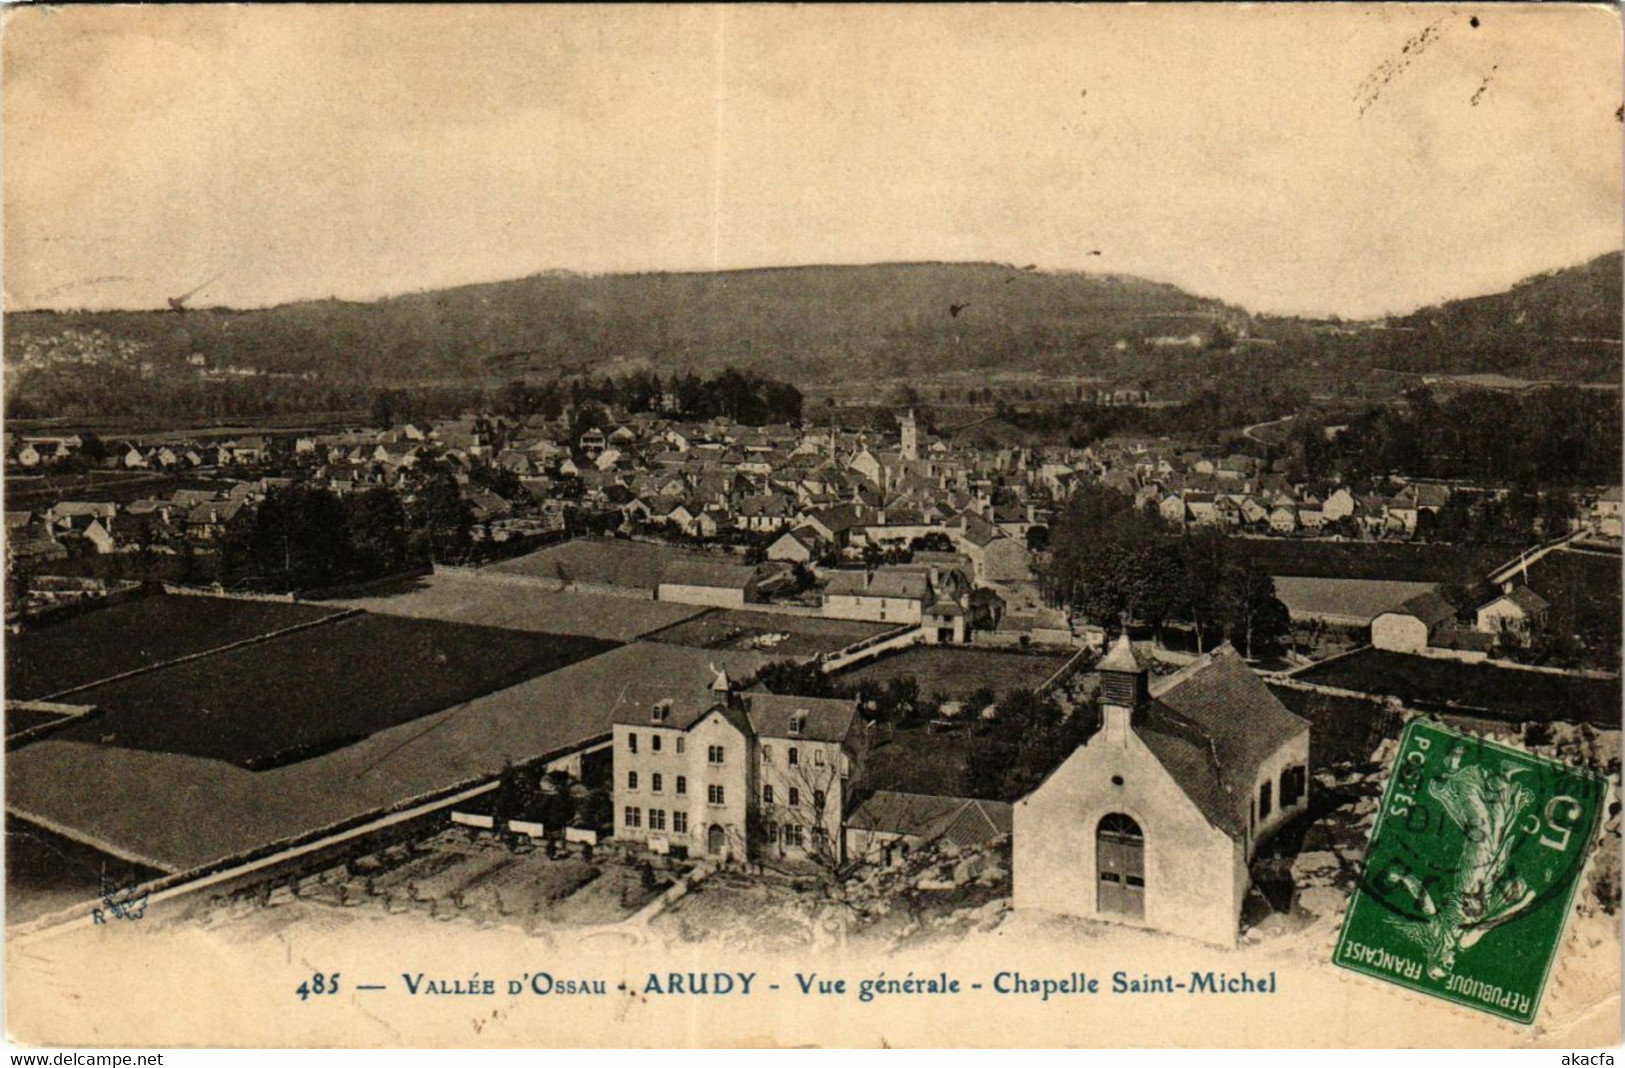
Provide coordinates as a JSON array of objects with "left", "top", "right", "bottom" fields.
[
  {"left": 1013, "top": 635, "right": 1310, "bottom": 946},
  {"left": 610, "top": 671, "right": 869, "bottom": 863}
]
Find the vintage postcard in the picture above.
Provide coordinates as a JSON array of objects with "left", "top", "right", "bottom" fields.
[{"left": 3, "top": 3, "right": 1620, "bottom": 1050}]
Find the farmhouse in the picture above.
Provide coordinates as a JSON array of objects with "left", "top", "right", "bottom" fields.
[
  {"left": 823, "top": 568, "right": 931, "bottom": 624},
  {"left": 1371, "top": 590, "right": 1459, "bottom": 653},
  {"left": 1272, "top": 577, "right": 1441, "bottom": 630},
  {"left": 1474, "top": 584, "right": 1551, "bottom": 641},
  {"left": 1014, "top": 634, "right": 1310, "bottom": 946},
  {"left": 950, "top": 513, "right": 1032, "bottom": 583},
  {"left": 1594, "top": 486, "right": 1622, "bottom": 538},
  {"left": 844, "top": 790, "right": 1012, "bottom": 867},
  {"left": 766, "top": 526, "right": 821, "bottom": 565}
]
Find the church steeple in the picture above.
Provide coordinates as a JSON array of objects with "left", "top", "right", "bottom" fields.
[
  {"left": 899, "top": 409, "right": 919, "bottom": 462},
  {"left": 1098, "top": 632, "right": 1148, "bottom": 743}
]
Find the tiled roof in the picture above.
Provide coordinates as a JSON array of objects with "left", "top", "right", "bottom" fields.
[
  {"left": 824, "top": 569, "right": 931, "bottom": 601},
  {"left": 660, "top": 558, "right": 759, "bottom": 590},
  {"left": 1136, "top": 645, "right": 1307, "bottom": 838},
  {"left": 846, "top": 790, "right": 1012, "bottom": 848},
  {"left": 745, "top": 693, "right": 857, "bottom": 744},
  {"left": 1397, "top": 590, "right": 1458, "bottom": 628}
]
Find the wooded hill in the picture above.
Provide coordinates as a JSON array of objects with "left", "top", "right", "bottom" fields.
[
  {"left": 6, "top": 263, "right": 1236, "bottom": 385},
  {"left": 7, "top": 253, "right": 1619, "bottom": 401}
]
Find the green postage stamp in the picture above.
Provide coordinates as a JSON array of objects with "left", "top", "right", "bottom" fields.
[{"left": 1334, "top": 720, "right": 1608, "bottom": 1025}]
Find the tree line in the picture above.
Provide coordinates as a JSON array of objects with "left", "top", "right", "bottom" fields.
[
  {"left": 1284, "top": 386, "right": 1622, "bottom": 487},
  {"left": 1040, "top": 484, "right": 1291, "bottom": 656},
  {"left": 219, "top": 472, "right": 472, "bottom": 591}
]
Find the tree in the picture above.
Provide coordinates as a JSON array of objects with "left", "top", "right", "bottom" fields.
[
  {"left": 492, "top": 760, "right": 543, "bottom": 826},
  {"left": 1177, "top": 528, "right": 1230, "bottom": 652},
  {"left": 760, "top": 748, "right": 848, "bottom": 873},
  {"left": 412, "top": 470, "right": 472, "bottom": 563},
  {"left": 1219, "top": 567, "right": 1291, "bottom": 658},
  {"left": 751, "top": 659, "right": 841, "bottom": 698},
  {"left": 346, "top": 487, "right": 410, "bottom": 575},
  {"left": 226, "top": 484, "right": 352, "bottom": 590},
  {"left": 573, "top": 787, "right": 613, "bottom": 831}
]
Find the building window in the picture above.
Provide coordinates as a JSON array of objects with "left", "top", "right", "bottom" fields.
[
  {"left": 707, "top": 784, "right": 725, "bottom": 805},
  {"left": 784, "top": 825, "right": 805, "bottom": 847},
  {"left": 624, "top": 806, "right": 641, "bottom": 829},
  {"left": 762, "top": 745, "right": 772, "bottom": 763},
  {"left": 676, "top": 775, "right": 687, "bottom": 796},
  {"left": 764, "top": 822, "right": 778, "bottom": 842},
  {"left": 676, "top": 738, "right": 685, "bottom": 755},
  {"left": 708, "top": 745, "right": 725, "bottom": 765},
  {"left": 763, "top": 785, "right": 775, "bottom": 805},
  {"left": 650, "top": 809, "right": 666, "bottom": 832},
  {"left": 652, "top": 734, "right": 662, "bottom": 753},
  {"left": 814, "top": 749, "right": 825, "bottom": 766},
  {"left": 672, "top": 811, "right": 688, "bottom": 835},
  {"left": 788, "top": 747, "right": 799, "bottom": 767},
  {"left": 788, "top": 787, "right": 800, "bottom": 807},
  {"left": 652, "top": 773, "right": 663, "bottom": 793},
  {"left": 1280, "top": 765, "right": 1307, "bottom": 808},
  {"left": 627, "top": 733, "right": 638, "bottom": 754},
  {"left": 1259, "top": 781, "right": 1273, "bottom": 821},
  {"left": 813, "top": 790, "right": 825, "bottom": 811}
]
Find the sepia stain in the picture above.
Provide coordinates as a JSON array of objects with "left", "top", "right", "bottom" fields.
[{"left": 1354, "top": 18, "right": 1444, "bottom": 116}]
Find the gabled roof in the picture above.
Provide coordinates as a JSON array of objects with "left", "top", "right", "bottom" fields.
[
  {"left": 1134, "top": 645, "right": 1308, "bottom": 839},
  {"left": 824, "top": 569, "right": 930, "bottom": 601},
  {"left": 660, "top": 558, "right": 759, "bottom": 590},
  {"left": 746, "top": 693, "right": 857, "bottom": 744},
  {"left": 846, "top": 790, "right": 1012, "bottom": 848},
  {"left": 1393, "top": 590, "right": 1457, "bottom": 628},
  {"left": 1486, "top": 584, "right": 1552, "bottom": 616},
  {"left": 608, "top": 685, "right": 729, "bottom": 731}
]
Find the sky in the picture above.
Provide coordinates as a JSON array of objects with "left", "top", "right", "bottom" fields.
[{"left": 4, "top": 4, "right": 1621, "bottom": 318}]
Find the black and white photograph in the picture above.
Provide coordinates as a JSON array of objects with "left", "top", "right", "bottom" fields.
[{"left": 2, "top": 2, "right": 1620, "bottom": 1051}]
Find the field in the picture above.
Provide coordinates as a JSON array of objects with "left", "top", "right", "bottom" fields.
[
  {"left": 6, "top": 593, "right": 346, "bottom": 700},
  {"left": 1292, "top": 648, "right": 1621, "bottom": 726},
  {"left": 5, "top": 815, "right": 162, "bottom": 926},
  {"left": 487, "top": 538, "right": 728, "bottom": 591},
  {"left": 55, "top": 613, "right": 619, "bottom": 769},
  {"left": 1231, "top": 539, "right": 1510, "bottom": 585},
  {"left": 646, "top": 609, "right": 892, "bottom": 657},
  {"left": 836, "top": 646, "right": 1073, "bottom": 698},
  {"left": 864, "top": 728, "right": 1006, "bottom": 800},
  {"left": 328, "top": 571, "right": 708, "bottom": 642},
  {"left": 1520, "top": 548, "right": 1623, "bottom": 665}
]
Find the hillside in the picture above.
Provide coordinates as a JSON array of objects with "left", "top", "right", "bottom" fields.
[
  {"left": 5, "top": 255, "right": 1618, "bottom": 423},
  {"left": 1372, "top": 252, "right": 1622, "bottom": 380},
  {"left": 4, "top": 263, "right": 1235, "bottom": 387}
]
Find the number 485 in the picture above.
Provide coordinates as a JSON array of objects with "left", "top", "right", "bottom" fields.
[{"left": 296, "top": 973, "right": 340, "bottom": 1000}]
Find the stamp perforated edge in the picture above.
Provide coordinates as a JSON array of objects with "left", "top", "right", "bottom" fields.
[{"left": 1321, "top": 711, "right": 1618, "bottom": 1037}]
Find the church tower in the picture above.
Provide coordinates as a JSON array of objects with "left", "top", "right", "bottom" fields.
[
  {"left": 1097, "top": 632, "right": 1148, "bottom": 745},
  {"left": 899, "top": 408, "right": 919, "bottom": 462}
]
